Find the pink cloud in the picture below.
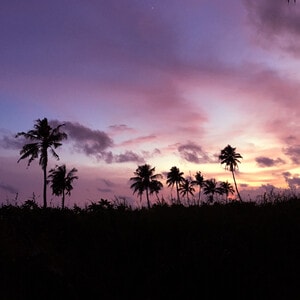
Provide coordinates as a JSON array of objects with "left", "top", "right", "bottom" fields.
[{"left": 244, "top": 0, "right": 300, "bottom": 56}]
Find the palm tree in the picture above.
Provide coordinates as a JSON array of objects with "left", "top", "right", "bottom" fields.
[
  {"left": 219, "top": 145, "right": 243, "bottom": 202},
  {"left": 220, "top": 181, "right": 235, "bottom": 203},
  {"left": 203, "top": 178, "right": 222, "bottom": 203},
  {"left": 166, "top": 166, "right": 185, "bottom": 204},
  {"left": 48, "top": 164, "right": 78, "bottom": 209},
  {"left": 16, "top": 118, "right": 67, "bottom": 208},
  {"left": 130, "top": 164, "right": 163, "bottom": 209},
  {"left": 149, "top": 180, "right": 164, "bottom": 201},
  {"left": 192, "top": 171, "right": 205, "bottom": 205},
  {"left": 178, "top": 178, "right": 195, "bottom": 205}
]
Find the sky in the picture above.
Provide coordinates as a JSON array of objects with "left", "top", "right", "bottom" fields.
[{"left": 1, "top": 0, "right": 300, "bottom": 207}]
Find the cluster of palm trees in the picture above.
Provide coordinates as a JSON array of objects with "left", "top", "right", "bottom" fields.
[
  {"left": 16, "top": 118, "right": 78, "bottom": 208},
  {"left": 130, "top": 145, "right": 243, "bottom": 208},
  {"left": 16, "top": 118, "right": 243, "bottom": 210}
]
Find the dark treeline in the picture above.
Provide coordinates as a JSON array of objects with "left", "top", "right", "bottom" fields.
[{"left": 0, "top": 198, "right": 299, "bottom": 299}]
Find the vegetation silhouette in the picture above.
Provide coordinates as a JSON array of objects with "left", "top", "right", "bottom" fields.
[
  {"left": 219, "top": 144, "right": 243, "bottom": 202},
  {"left": 192, "top": 171, "right": 205, "bottom": 205},
  {"left": 178, "top": 177, "right": 195, "bottom": 204},
  {"left": 220, "top": 180, "right": 235, "bottom": 203},
  {"left": 203, "top": 178, "right": 223, "bottom": 203},
  {"left": 0, "top": 196, "right": 299, "bottom": 299},
  {"left": 48, "top": 164, "right": 78, "bottom": 209},
  {"left": 166, "top": 166, "right": 185, "bottom": 204},
  {"left": 130, "top": 164, "right": 163, "bottom": 209},
  {"left": 16, "top": 118, "right": 67, "bottom": 208}
]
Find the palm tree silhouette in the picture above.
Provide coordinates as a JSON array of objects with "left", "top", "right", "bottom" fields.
[
  {"left": 192, "top": 171, "right": 205, "bottom": 205},
  {"left": 203, "top": 178, "right": 222, "bottom": 203},
  {"left": 48, "top": 164, "right": 78, "bottom": 209},
  {"left": 16, "top": 118, "right": 67, "bottom": 208},
  {"left": 130, "top": 164, "right": 163, "bottom": 209},
  {"left": 166, "top": 166, "right": 185, "bottom": 205},
  {"left": 149, "top": 179, "right": 164, "bottom": 201},
  {"left": 178, "top": 178, "right": 195, "bottom": 205},
  {"left": 219, "top": 145, "right": 243, "bottom": 202},
  {"left": 220, "top": 181, "right": 235, "bottom": 203}
]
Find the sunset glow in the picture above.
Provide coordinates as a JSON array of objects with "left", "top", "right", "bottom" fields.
[{"left": 1, "top": 0, "right": 300, "bottom": 207}]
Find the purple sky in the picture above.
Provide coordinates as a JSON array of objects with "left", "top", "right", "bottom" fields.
[{"left": 1, "top": 0, "right": 300, "bottom": 207}]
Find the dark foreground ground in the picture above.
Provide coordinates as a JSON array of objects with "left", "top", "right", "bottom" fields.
[{"left": 0, "top": 199, "right": 299, "bottom": 299}]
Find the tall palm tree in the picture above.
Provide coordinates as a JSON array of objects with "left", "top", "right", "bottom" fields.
[
  {"left": 48, "top": 164, "right": 78, "bottom": 209},
  {"left": 192, "top": 171, "right": 205, "bottom": 205},
  {"left": 178, "top": 178, "right": 195, "bottom": 205},
  {"left": 166, "top": 166, "right": 185, "bottom": 204},
  {"left": 220, "top": 181, "right": 235, "bottom": 203},
  {"left": 130, "top": 164, "right": 163, "bottom": 209},
  {"left": 219, "top": 145, "right": 243, "bottom": 202},
  {"left": 16, "top": 118, "right": 67, "bottom": 208},
  {"left": 203, "top": 178, "right": 222, "bottom": 203}
]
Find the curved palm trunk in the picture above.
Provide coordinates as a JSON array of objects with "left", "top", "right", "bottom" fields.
[
  {"left": 43, "top": 166, "right": 47, "bottom": 208},
  {"left": 232, "top": 171, "right": 242, "bottom": 202}
]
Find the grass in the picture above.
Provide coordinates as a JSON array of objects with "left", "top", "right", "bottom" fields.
[{"left": 0, "top": 197, "right": 299, "bottom": 299}]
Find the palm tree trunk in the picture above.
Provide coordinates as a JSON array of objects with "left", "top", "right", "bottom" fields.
[
  {"left": 176, "top": 182, "right": 180, "bottom": 205},
  {"left": 232, "top": 171, "right": 242, "bottom": 202},
  {"left": 62, "top": 190, "right": 65, "bottom": 209},
  {"left": 43, "top": 166, "right": 47, "bottom": 208},
  {"left": 198, "top": 187, "right": 202, "bottom": 206},
  {"left": 146, "top": 188, "right": 150, "bottom": 209}
]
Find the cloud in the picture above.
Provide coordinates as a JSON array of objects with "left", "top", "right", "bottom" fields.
[
  {"left": 114, "top": 151, "right": 145, "bottom": 164},
  {"left": 97, "top": 178, "right": 118, "bottom": 194},
  {"left": 244, "top": 0, "right": 300, "bottom": 56},
  {"left": 178, "top": 142, "right": 211, "bottom": 164},
  {"left": 97, "top": 188, "right": 113, "bottom": 193},
  {"left": 240, "top": 183, "right": 249, "bottom": 188},
  {"left": 120, "top": 135, "right": 157, "bottom": 147},
  {"left": 282, "top": 171, "right": 292, "bottom": 177},
  {"left": 255, "top": 156, "right": 285, "bottom": 167},
  {"left": 50, "top": 120, "right": 113, "bottom": 158},
  {"left": 108, "top": 124, "right": 135, "bottom": 134},
  {"left": 0, "top": 130, "right": 25, "bottom": 150},
  {"left": 0, "top": 182, "right": 18, "bottom": 194},
  {"left": 142, "top": 148, "right": 161, "bottom": 159},
  {"left": 282, "top": 172, "right": 300, "bottom": 189},
  {"left": 101, "top": 179, "right": 116, "bottom": 188},
  {"left": 283, "top": 145, "right": 300, "bottom": 164}
]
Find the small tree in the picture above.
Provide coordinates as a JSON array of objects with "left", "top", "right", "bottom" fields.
[{"left": 48, "top": 164, "right": 78, "bottom": 209}]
